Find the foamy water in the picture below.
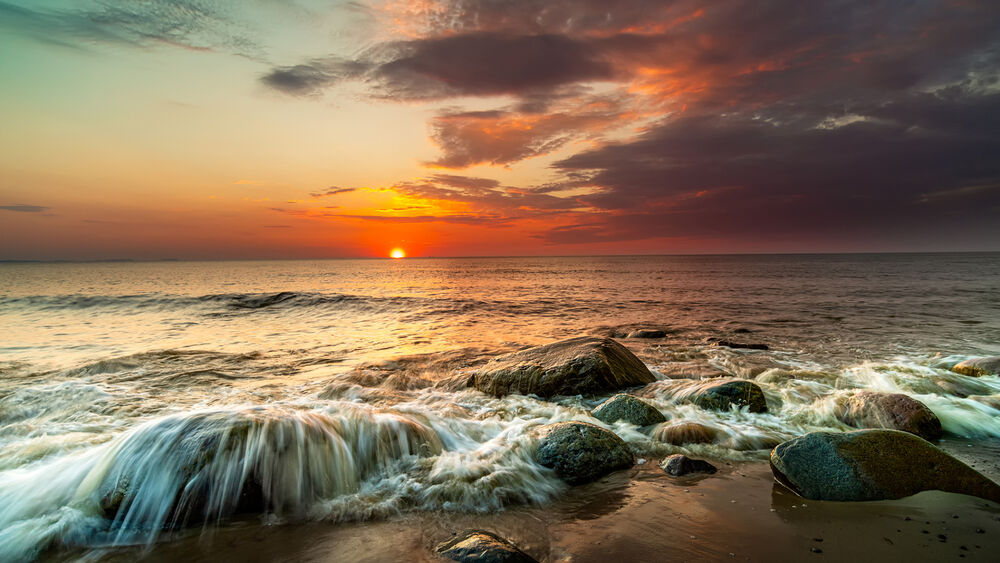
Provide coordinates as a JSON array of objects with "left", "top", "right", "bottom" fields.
[{"left": 1, "top": 254, "right": 998, "bottom": 560}]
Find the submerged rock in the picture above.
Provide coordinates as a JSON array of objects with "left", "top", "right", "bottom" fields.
[
  {"left": 837, "top": 391, "right": 942, "bottom": 441},
  {"left": 592, "top": 394, "right": 666, "bottom": 427},
  {"left": 770, "top": 430, "right": 1000, "bottom": 503},
  {"left": 471, "top": 337, "right": 656, "bottom": 398},
  {"left": 436, "top": 530, "right": 538, "bottom": 563},
  {"left": 660, "top": 454, "right": 718, "bottom": 476},
  {"left": 708, "top": 338, "right": 769, "bottom": 351},
  {"left": 690, "top": 380, "right": 768, "bottom": 413},
  {"left": 953, "top": 357, "right": 1000, "bottom": 377},
  {"left": 534, "top": 421, "right": 634, "bottom": 485},
  {"left": 652, "top": 421, "right": 718, "bottom": 445},
  {"left": 627, "top": 329, "right": 667, "bottom": 339}
]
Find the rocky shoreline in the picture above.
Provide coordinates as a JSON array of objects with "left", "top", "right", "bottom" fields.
[{"left": 76, "top": 335, "right": 1000, "bottom": 563}]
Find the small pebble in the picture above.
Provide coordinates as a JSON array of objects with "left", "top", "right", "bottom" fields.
[
  {"left": 975, "top": 528, "right": 985, "bottom": 534},
  {"left": 810, "top": 547, "right": 823, "bottom": 554},
  {"left": 812, "top": 538, "right": 823, "bottom": 542}
]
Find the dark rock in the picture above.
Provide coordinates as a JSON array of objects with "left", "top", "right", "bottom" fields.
[
  {"left": 661, "top": 454, "right": 718, "bottom": 476},
  {"left": 652, "top": 421, "right": 718, "bottom": 445},
  {"left": 733, "top": 328, "right": 753, "bottom": 334},
  {"left": 769, "top": 430, "right": 1000, "bottom": 502},
  {"left": 436, "top": 530, "right": 538, "bottom": 563},
  {"left": 837, "top": 391, "right": 942, "bottom": 441},
  {"left": 534, "top": 421, "right": 634, "bottom": 485},
  {"left": 708, "top": 338, "right": 769, "bottom": 351},
  {"left": 953, "top": 357, "right": 1000, "bottom": 377},
  {"left": 471, "top": 337, "right": 656, "bottom": 398},
  {"left": 592, "top": 394, "right": 666, "bottom": 427},
  {"left": 627, "top": 329, "right": 667, "bottom": 339},
  {"left": 690, "top": 379, "right": 768, "bottom": 413}
]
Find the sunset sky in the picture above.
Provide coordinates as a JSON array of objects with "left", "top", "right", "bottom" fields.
[{"left": 1, "top": 0, "right": 998, "bottom": 259}]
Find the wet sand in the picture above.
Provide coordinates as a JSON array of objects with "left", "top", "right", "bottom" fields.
[{"left": 65, "top": 451, "right": 1000, "bottom": 563}]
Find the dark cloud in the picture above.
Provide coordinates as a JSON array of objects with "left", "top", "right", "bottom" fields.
[
  {"left": 264, "top": 0, "right": 1000, "bottom": 248},
  {"left": 262, "top": 59, "right": 369, "bottom": 96},
  {"left": 1, "top": 204, "right": 48, "bottom": 213},
  {"left": 310, "top": 186, "right": 358, "bottom": 198}
]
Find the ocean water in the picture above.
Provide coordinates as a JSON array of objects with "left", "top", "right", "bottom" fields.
[{"left": 1, "top": 254, "right": 999, "bottom": 560}]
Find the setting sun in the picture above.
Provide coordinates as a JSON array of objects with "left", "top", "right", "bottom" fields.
[{"left": 390, "top": 248, "right": 406, "bottom": 259}]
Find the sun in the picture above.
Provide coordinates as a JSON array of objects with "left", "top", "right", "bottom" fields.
[{"left": 390, "top": 248, "right": 406, "bottom": 259}]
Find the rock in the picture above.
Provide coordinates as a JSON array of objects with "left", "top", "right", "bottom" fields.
[
  {"left": 708, "top": 338, "right": 769, "bottom": 351},
  {"left": 661, "top": 454, "right": 718, "bottom": 476},
  {"left": 627, "top": 329, "right": 667, "bottom": 339},
  {"left": 837, "top": 391, "right": 942, "bottom": 441},
  {"left": 436, "top": 530, "right": 538, "bottom": 563},
  {"left": 953, "top": 357, "right": 1000, "bottom": 377},
  {"left": 534, "top": 421, "right": 634, "bottom": 485},
  {"left": 769, "top": 430, "right": 1000, "bottom": 503},
  {"left": 471, "top": 337, "right": 656, "bottom": 398},
  {"left": 652, "top": 421, "right": 718, "bottom": 445},
  {"left": 592, "top": 394, "right": 666, "bottom": 427},
  {"left": 690, "top": 379, "right": 768, "bottom": 413}
]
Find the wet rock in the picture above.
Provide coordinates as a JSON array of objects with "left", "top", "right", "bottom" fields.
[
  {"left": 471, "top": 337, "right": 656, "bottom": 398},
  {"left": 769, "top": 430, "right": 1000, "bottom": 502},
  {"left": 591, "top": 394, "right": 666, "bottom": 427},
  {"left": 436, "top": 530, "right": 538, "bottom": 563},
  {"left": 690, "top": 379, "right": 768, "bottom": 413},
  {"left": 661, "top": 454, "right": 718, "bottom": 476},
  {"left": 953, "top": 357, "right": 1000, "bottom": 377},
  {"left": 534, "top": 421, "right": 634, "bottom": 485},
  {"left": 837, "top": 391, "right": 942, "bottom": 441},
  {"left": 627, "top": 329, "right": 667, "bottom": 339},
  {"left": 652, "top": 421, "right": 718, "bottom": 445},
  {"left": 708, "top": 338, "right": 769, "bottom": 351}
]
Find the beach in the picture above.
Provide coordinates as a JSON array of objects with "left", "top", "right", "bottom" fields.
[{"left": 2, "top": 254, "right": 999, "bottom": 561}]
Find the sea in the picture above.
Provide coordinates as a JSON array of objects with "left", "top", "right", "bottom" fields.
[{"left": 1, "top": 254, "right": 998, "bottom": 561}]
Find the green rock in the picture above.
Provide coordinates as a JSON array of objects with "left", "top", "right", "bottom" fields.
[
  {"left": 592, "top": 393, "right": 666, "bottom": 427},
  {"left": 472, "top": 337, "right": 656, "bottom": 398},
  {"left": 690, "top": 379, "right": 768, "bottom": 413},
  {"left": 770, "top": 430, "right": 1000, "bottom": 502},
  {"left": 534, "top": 421, "right": 634, "bottom": 485}
]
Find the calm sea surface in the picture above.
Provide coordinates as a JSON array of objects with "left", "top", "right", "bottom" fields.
[{"left": 1, "top": 254, "right": 998, "bottom": 560}]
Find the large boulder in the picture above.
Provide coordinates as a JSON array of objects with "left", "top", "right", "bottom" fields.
[
  {"left": 651, "top": 421, "right": 718, "bottom": 445},
  {"left": 436, "top": 530, "right": 538, "bottom": 563},
  {"left": 769, "top": 430, "right": 1000, "bottom": 503},
  {"left": 471, "top": 337, "right": 656, "bottom": 398},
  {"left": 690, "top": 380, "right": 768, "bottom": 413},
  {"left": 953, "top": 357, "right": 1000, "bottom": 377},
  {"left": 591, "top": 394, "right": 666, "bottom": 427},
  {"left": 534, "top": 421, "right": 634, "bottom": 485},
  {"left": 837, "top": 391, "right": 942, "bottom": 441},
  {"left": 660, "top": 454, "right": 717, "bottom": 476}
]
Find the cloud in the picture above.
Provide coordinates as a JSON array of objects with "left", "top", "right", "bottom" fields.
[
  {"left": 261, "top": 58, "right": 369, "bottom": 96},
  {"left": 0, "top": 0, "right": 261, "bottom": 57},
  {"left": 310, "top": 186, "right": 358, "bottom": 198},
  {"left": 264, "top": 0, "right": 1000, "bottom": 248},
  {"left": 1, "top": 204, "right": 48, "bottom": 213}
]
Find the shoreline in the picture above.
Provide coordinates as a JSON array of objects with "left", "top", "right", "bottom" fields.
[{"left": 65, "top": 457, "right": 1000, "bottom": 563}]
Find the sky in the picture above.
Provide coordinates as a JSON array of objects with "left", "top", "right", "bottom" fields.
[{"left": 1, "top": 0, "right": 998, "bottom": 259}]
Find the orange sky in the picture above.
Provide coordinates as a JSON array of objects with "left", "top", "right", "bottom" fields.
[{"left": 1, "top": 1, "right": 998, "bottom": 259}]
